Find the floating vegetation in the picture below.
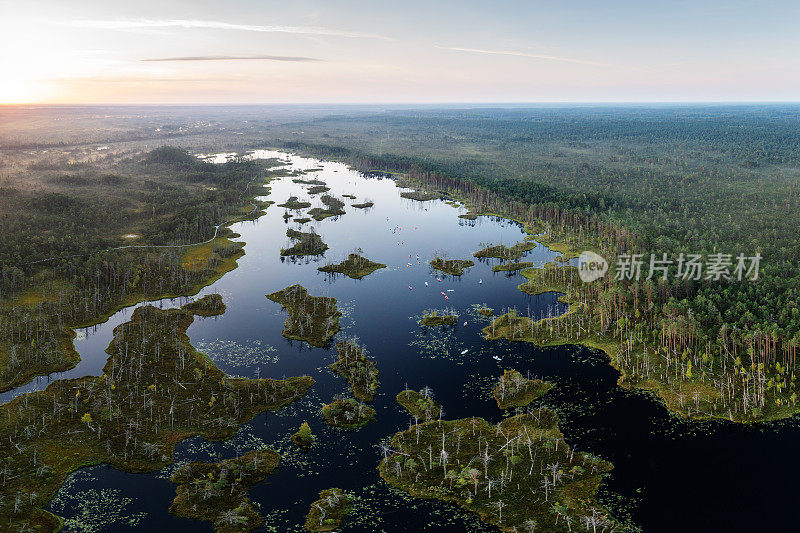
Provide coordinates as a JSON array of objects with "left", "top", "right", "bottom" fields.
[
  {"left": 0, "top": 296, "right": 313, "bottom": 531},
  {"left": 492, "top": 261, "right": 534, "bottom": 272},
  {"left": 321, "top": 397, "right": 375, "bottom": 429},
  {"left": 493, "top": 369, "right": 554, "bottom": 409},
  {"left": 318, "top": 253, "right": 386, "bottom": 279},
  {"left": 352, "top": 201, "right": 374, "bottom": 209},
  {"left": 408, "top": 324, "right": 459, "bottom": 360},
  {"left": 400, "top": 190, "right": 439, "bottom": 201},
  {"left": 430, "top": 257, "right": 474, "bottom": 276},
  {"left": 49, "top": 470, "right": 146, "bottom": 533},
  {"left": 183, "top": 293, "right": 226, "bottom": 316},
  {"left": 170, "top": 449, "right": 280, "bottom": 532},
  {"left": 330, "top": 339, "right": 379, "bottom": 401},
  {"left": 308, "top": 195, "right": 345, "bottom": 220},
  {"left": 266, "top": 285, "right": 341, "bottom": 347},
  {"left": 281, "top": 228, "right": 329, "bottom": 256},
  {"left": 396, "top": 388, "right": 442, "bottom": 421},
  {"left": 194, "top": 339, "right": 279, "bottom": 372},
  {"left": 474, "top": 241, "right": 537, "bottom": 261},
  {"left": 419, "top": 308, "right": 459, "bottom": 327},
  {"left": 278, "top": 196, "right": 312, "bottom": 210},
  {"left": 292, "top": 422, "right": 315, "bottom": 449},
  {"left": 307, "top": 185, "right": 330, "bottom": 195},
  {"left": 379, "top": 410, "right": 616, "bottom": 532},
  {"left": 304, "top": 488, "right": 353, "bottom": 532}
]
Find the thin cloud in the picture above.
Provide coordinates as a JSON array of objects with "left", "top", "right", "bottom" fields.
[
  {"left": 439, "top": 46, "right": 613, "bottom": 67},
  {"left": 67, "top": 19, "right": 392, "bottom": 41},
  {"left": 141, "top": 55, "right": 322, "bottom": 62}
]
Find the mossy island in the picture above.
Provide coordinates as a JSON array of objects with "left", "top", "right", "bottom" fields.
[
  {"left": 266, "top": 285, "right": 341, "bottom": 347},
  {"left": 292, "top": 421, "right": 315, "bottom": 449},
  {"left": 281, "top": 228, "right": 329, "bottom": 256},
  {"left": 476, "top": 306, "right": 494, "bottom": 317},
  {"left": 183, "top": 293, "right": 226, "bottom": 316},
  {"left": 430, "top": 256, "right": 474, "bottom": 276},
  {"left": 170, "top": 449, "right": 280, "bottom": 532},
  {"left": 304, "top": 488, "right": 353, "bottom": 532},
  {"left": 396, "top": 388, "right": 442, "bottom": 421},
  {"left": 419, "top": 308, "right": 459, "bottom": 327},
  {"left": 352, "top": 201, "right": 374, "bottom": 209},
  {"left": 492, "top": 261, "right": 534, "bottom": 272},
  {"left": 308, "top": 195, "right": 346, "bottom": 220},
  {"left": 321, "top": 397, "right": 376, "bottom": 429},
  {"left": 293, "top": 178, "right": 326, "bottom": 186},
  {"left": 342, "top": 194, "right": 357, "bottom": 199},
  {"left": 307, "top": 184, "right": 331, "bottom": 195},
  {"left": 458, "top": 212, "right": 478, "bottom": 220},
  {"left": 329, "top": 339, "right": 379, "bottom": 402},
  {"left": 0, "top": 295, "right": 314, "bottom": 531},
  {"left": 493, "top": 369, "right": 554, "bottom": 409},
  {"left": 400, "top": 190, "right": 439, "bottom": 201},
  {"left": 318, "top": 253, "right": 386, "bottom": 279},
  {"left": 474, "top": 241, "right": 536, "bottom": 261},
  {"left": 278, "top": 196, "right": 312, "bottom": 210},
  {"left": 378, "top": 410, "right": 615, "bottom": 532}
]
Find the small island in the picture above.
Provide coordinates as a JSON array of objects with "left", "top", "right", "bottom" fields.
[
  {"left": 352, "top": 201, "right": 374, "bottom": 209},
  {"left": 329, "top": 339, "right": 379, "bottom": 401},
  {"left": 281, "top": 228, "right": 329, "bottom": 256},
  {"left": 474, "top": 241, "right": 536, "bottom": 261},
  {"left": 292, "top": 422, "right": 315, "bottom": 449},
  {"left": 430, "top": 256, "right": 474, "bottom": 276},
  {"left": 379, "top": 411, "right": 615, "bottom": 532},
  {"left": 278, "top": 196, "right": 312, "bottom": 209},
  {"left": 321, "top": 397, "right": 376, "bottom": 429},
  {"left": 492, "top": 261, "right": 534, "bottom": 272},
  {"left": 308, "top": 195, "right": 346, "bottom": 220},
  {"left": 307, "top": 184, "right": 331, "bottom": 195},
  {"left": 318, "top": 253, "right": 386, "bottom": 279},
  {"left": 304, "top": 488, "right": 353, "bottom": 532},
  {"left": 396, "top": 388, "right": 442, "bottom": 421},
  {"left": 266, "top": 285, "right": 341, "bottom": 347},
  {"left": 170, "top": 449, "right": 280, "bottom": 533},
  {"left": 183, "top": 293, "right": 226, "bottom": 316},
  {"left": 493, "top": 369, "right": 554, "bottom": 409},
  {"left": 419, "top": 308, "right": 459, "bottom": 327}
]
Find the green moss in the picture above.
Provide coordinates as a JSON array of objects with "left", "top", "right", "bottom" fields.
[
  {"left": 476, "top": 307, "right": 494, "bottom": 317},
  {"left": 458, "top": 212, "right": 477, "bottom": 220},
  {"left": 292, "top": 422, "right": 315, "bottom": 449},
  {"left": 318, "top": 253, "right": 386, "bottom": 279},
  {"left": 493, "top": 369, "right": 554, "bottom": 409},
  {"left": 419, "top": 309, "right": 458, "bottom": 327},
  {"left": 294, "top": 217, "right": 312, "bottom": 224},
  {"left": 170, "top": 449, "right": 280, "bottom": 532},
  {"left": 474, "top": 241, "right": 537, "bottom": 261},
  {"left": 351, "top": 201, "right": 374, "bottom": 209},
  {"left": 307, "top": 185, "right": 330, "bottom": 195},
  {"left": 396, "top": 389, "right": 442, "bottom": 421},
  {"left": 379, "top": 412, "right": 615, "bottom": 532},
  {"left": 280, "top": 229, "right": 329, "bottom": 256},
  {"left": 492, "top": 261, "right": 534, "bottom": 272},
  {"left": 329, "top": 340, "right": 379, "bottom": 402},
  {"left": 304, "top": 488, "right": 352, "bottom": 532},
  {"left": 321, "top": 397, "right": 375, "bottom": 429},
  {"left": 430, "top": 257, "right": 474, "bottom": 276},
  {"left": 308, "top": 195, "right": 345, "bottom": 220},
  {"left": 277, "top": 196, "right": 312, "bottom": 209},
  {"left": 183, "top": 293, "right": 226, "bottom": 317},
  {"left": 266, "top": 285, "right": 341, "bottom": 347},
  {"left": 0, "top": 296, "right": 314, "bottom": 532}
]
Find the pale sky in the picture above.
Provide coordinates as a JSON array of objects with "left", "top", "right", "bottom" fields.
[{"left": 1, "top": 0, "right": 799, "bottom": 104}]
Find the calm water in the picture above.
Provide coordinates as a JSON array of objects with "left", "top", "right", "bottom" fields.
[{"left": 11, "top": 152, "right": 800, "bottom": 532}]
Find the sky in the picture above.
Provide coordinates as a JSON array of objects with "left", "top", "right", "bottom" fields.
[{"left": 1, "top": 0, "right": 799, "bottom": 104}]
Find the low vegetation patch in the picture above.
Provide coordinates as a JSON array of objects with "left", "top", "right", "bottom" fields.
[
  {"left": 430, "top": 257, "right": 474, "bottom": 276},
  {"left": 329, "top": 339, "right": 379, "bottom": 401},
  {"left": 493, "top": 369, "right": 554, "bottom": 409},
  {"left": 308, "top": 195, "right": 345, "bottom": 220},
  {"left": 379, "top": 410, "right": 615, "bottom": 532},
  {"left": 183, "top": 293, "right": 226, "bottom": 316},
  {"left": 281, "top": 228, "right": 329, "bottom": 256},
  {"left": 321, "top": 397, "right": 375, "bottom": 429},
  {"left": 400, "top": 190, "right": 439, "bottom": 201},
  {"left": 352, "top": 201, "right": 374, "bottom": 209},
  {"left": 170, "top": 449, "right": 280, "bottom": 532},
  {"left": 266, "top": 285, "right": 341, "bottom": 347},
  {"left": 492, "top": 261, "right": 534, "bottom": 272},
  {"left": 318, "top": 253, "right": 386, "bottom": 279},
  {"left": 292, "top": 422, "right": 315, "bottom": 449},
  {"left": 419, "top": 308, "right": 459, "bottom": 327},
  {"left": 278, "top": 196, "right": 312, "bottom": 210},
  {"left": 304, "top": 488, "right": 352, "bottom": 532},
  {"left": 474, "top": 242, "right": 536, "bottom": 261},
  {"left": 396, "top": 388, "right": 442, "bottom": 421}
]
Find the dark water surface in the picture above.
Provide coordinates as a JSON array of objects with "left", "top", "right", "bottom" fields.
[{"left": 17, "top": 152, "right": 800, "bottom": 532}]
